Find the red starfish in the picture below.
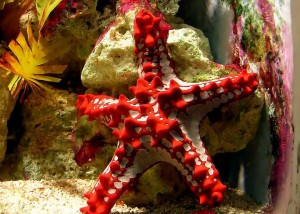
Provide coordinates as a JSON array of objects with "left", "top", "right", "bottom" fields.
[{"left": 75, "top": 6, "right": 258, "bottom": 214}]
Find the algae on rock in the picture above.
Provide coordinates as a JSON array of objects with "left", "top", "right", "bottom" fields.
[{"left": 154, "top": 0, "right": 180, "bottom": 16}]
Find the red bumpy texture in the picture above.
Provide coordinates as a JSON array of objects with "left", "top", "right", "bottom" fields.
[{"left": 76, "top": 9, "right": 259, "bottom": 214}]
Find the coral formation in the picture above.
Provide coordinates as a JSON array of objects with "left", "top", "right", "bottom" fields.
[
  {"left": 0, "top": 0, "right": 102, "bottom": 167},
  {"left": 39, "top": 0, "right": 102, "bottom": 62},
  {"left": 80, "top": 9, "right": 138, "bottom": 92},
  {"left": 75, "top": 3, "right": 258, "bottom": 213},
  {"left": 17, "top": 0, "right": 102, "bottom": 74}
]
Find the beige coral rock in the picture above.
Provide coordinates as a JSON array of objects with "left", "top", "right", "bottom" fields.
[
  {"left": 81, "top": 11, "right": 137, "bottom": 91},
  {"left": 167, "top": 27, "right": 233, "bottom": 82}
]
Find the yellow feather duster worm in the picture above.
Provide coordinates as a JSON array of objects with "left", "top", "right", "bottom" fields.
[{"left": 0, "top": 22, "right": 67, "bottom": 97}]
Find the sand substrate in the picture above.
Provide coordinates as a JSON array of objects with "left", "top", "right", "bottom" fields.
[{"left": 0, "top": 179, "right": 265, "bottom": 214}]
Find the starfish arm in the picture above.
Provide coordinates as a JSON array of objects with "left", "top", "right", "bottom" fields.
[
  {"left": 166, "top": 131, "right": 227, "bottom": 206},
  {"left": 134, "top": 10, "right": 177, "bottom": 83},
  {"left": 159, "top": 70, "right": 259, "bottom": 119},
  {"left": 80, "top": 143, "right": 134, "bottom": 214},
  {"left": 179, "top": 70, "right": 258, "bottom": 103},
  {"left": 75, "top": 94, "right": 119, "bottom": 127},
  {"left": 146, "top": 120, "right": 227, "bottom": 207},
  {"left": 81, "top": 131, "right": 225, "bottom": 213},
  {"left": 133, "top": 9, "right": 259, "bottom": 112},
  {"left": 80, "top": 138, "right": 171, "bottom": 214}
]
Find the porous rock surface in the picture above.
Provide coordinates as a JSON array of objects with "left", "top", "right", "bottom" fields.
[
  {"left": 0, "top": 45, "right": 15, "bottom": 163},
  {"left": 155, "top": 0, "right": 180, "bottom": 16},
  {"left": 81, "top": 10, "right": 138, "bottom": 92},
  {"left": 167, "top": 26, "right": 233, "bottom": 82}
]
